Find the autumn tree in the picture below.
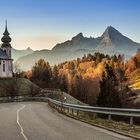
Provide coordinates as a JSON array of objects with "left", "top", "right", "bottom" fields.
[
  {"left": 30, "top": 59, "right": 52, "bottom": 88},
  {"left": 71, "top": 74, "right": 83, "bottom": 99}
]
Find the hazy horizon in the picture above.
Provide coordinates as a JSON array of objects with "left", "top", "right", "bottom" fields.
[{"left": 0, "top": 0, "right": 140, "bottom": 50}]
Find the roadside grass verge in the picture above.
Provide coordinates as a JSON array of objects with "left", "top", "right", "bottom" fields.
[{"left": 55, "top": 107, "right": 140, "bottom": 139}]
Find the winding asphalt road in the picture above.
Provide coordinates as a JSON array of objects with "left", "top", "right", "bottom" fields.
[{"left": 0, "top": 102, "right": 135, "bottom": 140}]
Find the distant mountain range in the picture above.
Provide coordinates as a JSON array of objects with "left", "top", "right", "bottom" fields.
[
  {"left": 14, "top": 26, "right": 140, "bottom": 70},
  {"left": 12, "top": 47, "right": 34, "bottom": 61}
]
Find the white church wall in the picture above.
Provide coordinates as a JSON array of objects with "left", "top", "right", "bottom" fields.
[
  {"left": 8, "top": 60, "right": 13, "bottom": 77},
  {"left": 0, "top": 60, "right": 13, "bottom": 78}
]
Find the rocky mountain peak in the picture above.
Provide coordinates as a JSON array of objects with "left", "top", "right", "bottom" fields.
[
  {"left": 26, "top": 47, "right": 33, "bottom": 51},
  {"left": 72, "top": 33, "right": 84, "bottom": 41},
  {"left": 102, "top": 26, "right": 122, "bottom": 39},
  {"left": 100, "top": 26, "right": 126, "bottom": 47},
  {"left": 106, "top": 26, "right": 118, "bottom": 32}
]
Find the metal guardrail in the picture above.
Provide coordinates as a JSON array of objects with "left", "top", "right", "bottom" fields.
[
  {"left": 0, "top": 96, "right": 140, "bottom": 125},
  {"left": 48, "top": 98, "right": 140, "bottom": 125}
]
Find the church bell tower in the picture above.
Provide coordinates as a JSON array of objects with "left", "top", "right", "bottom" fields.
[{"left": 1, "top": 20, "right": 12, "bottom": 58}]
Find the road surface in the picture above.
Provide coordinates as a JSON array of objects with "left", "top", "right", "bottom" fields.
[{"left": 0, "top": 102, "right": 135, "bottom": 140}]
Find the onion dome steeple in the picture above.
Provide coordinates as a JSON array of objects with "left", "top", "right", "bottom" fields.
[
  {"left": 1, "top": 20, "right": 12, "bottom": 43},
  {"left": 3, "top": 20, "right": 10, "bottom": 36},
  {"left": 1, "top": 20, "right": 12, "bottom": 58}
]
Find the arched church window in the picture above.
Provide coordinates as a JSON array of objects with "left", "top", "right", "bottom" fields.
[{"left": 3, "top": 61, "right": 5, "bottom": 72}]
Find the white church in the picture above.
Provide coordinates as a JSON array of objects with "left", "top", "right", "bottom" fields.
[{"left": 0, "top": 21, "right": 13, "bottom": 77}]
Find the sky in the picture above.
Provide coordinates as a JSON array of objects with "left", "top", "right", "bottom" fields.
[{"left": 0, "top": 0, "right": 139, "bottom": 50}]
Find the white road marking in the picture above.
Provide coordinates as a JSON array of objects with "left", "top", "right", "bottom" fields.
[{"left": 17, "top": 104, "right": 28, "bottom": 140}]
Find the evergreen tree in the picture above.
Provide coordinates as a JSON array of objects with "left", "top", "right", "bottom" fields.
[
  {"left": 71, "top": 74, "right": 82, "bottom": 99},
  {"left": 97, "top": 64, "right": 121, "bottom": 108},
  {"left": 52, "top": 65, "right": 59, "bottom": 87},
  {"left": 59, "top": 75, "right": 68, "bottom": 92}
]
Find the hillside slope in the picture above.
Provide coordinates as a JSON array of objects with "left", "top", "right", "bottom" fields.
[
  {"left": 0, "top": 78, "right": 84, "bottom": 105},
  {"left": 0, "top": 78, "right": 40, "bottom": 97},
  {"left": 130, "top": 79, "right": 140, "bottom": 91},
  {"left": 128, "top": 78, "right": 140, "bottom": 108}
]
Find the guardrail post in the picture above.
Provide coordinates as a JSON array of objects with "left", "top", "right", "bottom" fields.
[
  {"left": 59, "top": 106, "right": 61, "bottom": 111},
  {"left": 84, "top": 112, "right": 86, "bottom": 118},
  {"left": 67, "top": 108, "right": 69, "bottom": 114},
  {"left": 64, "top": 107, "right": 66, "bottom": 113},
  {"left": 72, "top": 109, "right": 73, "bottom": 115},
  {"left": 57, "top": 105, "right": 59, "bottom": 110},
  {"left": 54, "top": 104, "right": 56, "bottom": 109},
  {"left": 61, "top": 104, "right": 62, "bottom": 112},
  {"left": 130, "top": 116, "right": 134, "bottom": 126},
  {"left": 108, "top": 114, "right": 111, "bottom": 121},
  {"left": 55, "top": 105, "right": 57, "bottom": 110},
  {"left": 93, "top": 113, "right": 96, "bottom": 119},
  {"left": 77, "top": 110, "right": 79, "bottom": 117}
]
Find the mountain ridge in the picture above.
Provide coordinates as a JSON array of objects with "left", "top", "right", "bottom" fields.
[
  {"left": 12, "top": 47, "right": 34, "bottom": 61},
  {"left": 15, "top": 26, "right": 140, "bottom": 70}
]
